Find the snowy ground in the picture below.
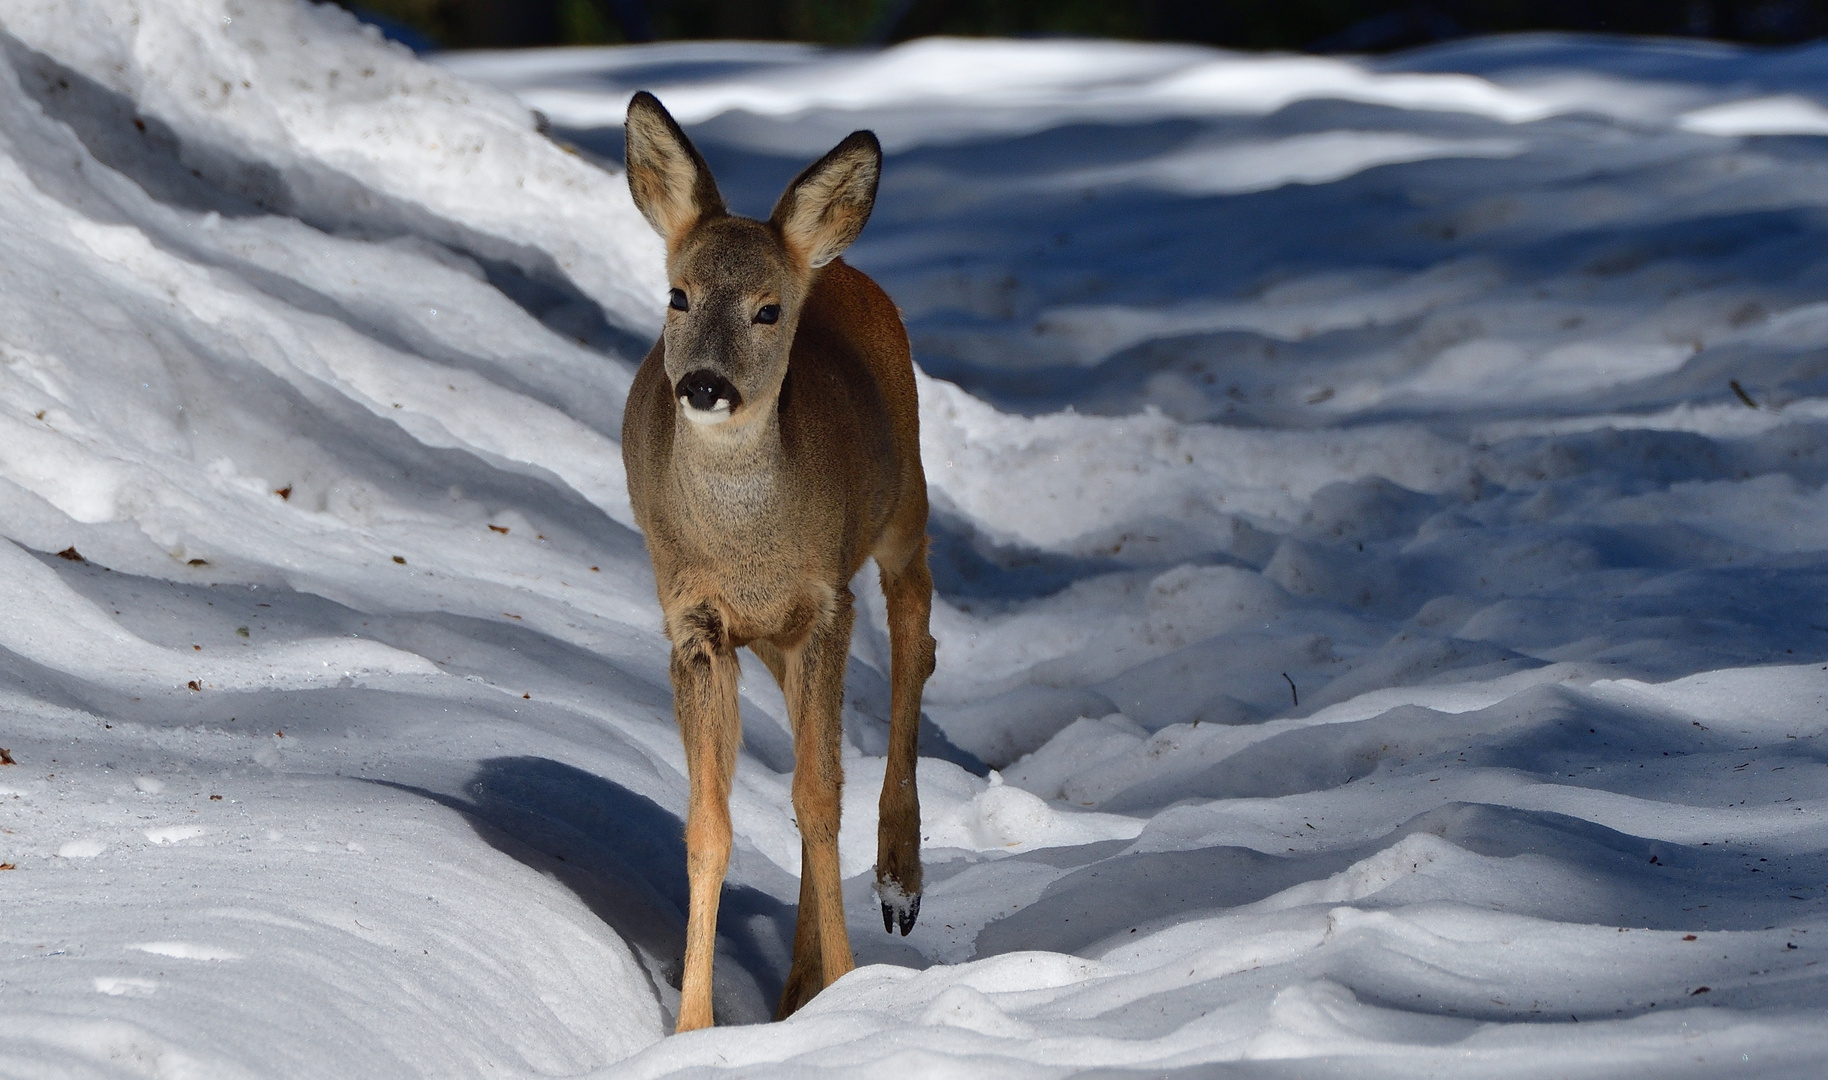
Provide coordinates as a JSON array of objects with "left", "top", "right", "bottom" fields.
[{"left": 4, "top": 2, "right": 1828, "bottom": 1076}]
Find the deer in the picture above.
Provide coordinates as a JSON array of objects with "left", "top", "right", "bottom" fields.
[{"left": 618, "top": 91, "right": 934, "bottom": 1033}]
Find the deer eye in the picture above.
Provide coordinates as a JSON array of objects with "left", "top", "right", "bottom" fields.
[
  {"left": 755, "top": 303, "right": 780, "bottom": 325},
  {"left": 669, "top": 288, "right": 689, "bottom": 312}
]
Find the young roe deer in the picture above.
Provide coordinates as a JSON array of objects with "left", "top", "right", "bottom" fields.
[{"left": 619, "top": 92, "right": 934, "bottom": 1032}]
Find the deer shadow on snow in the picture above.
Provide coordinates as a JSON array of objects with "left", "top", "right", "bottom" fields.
[{"left": 373, "top": 756, "right": 801, "bottom": 1027}]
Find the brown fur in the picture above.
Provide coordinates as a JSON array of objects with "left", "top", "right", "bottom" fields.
[{"left": 620, "top": 91, "right": 934, "bottom": 1033}]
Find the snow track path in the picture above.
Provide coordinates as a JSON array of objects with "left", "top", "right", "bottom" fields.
[{"left": 4, "top": 3, "right": 1828, "bottom": 1076}]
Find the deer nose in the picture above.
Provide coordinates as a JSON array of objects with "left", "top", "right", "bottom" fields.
[{"left": 676, "top": 370, "right": 741, "bottom": 413}]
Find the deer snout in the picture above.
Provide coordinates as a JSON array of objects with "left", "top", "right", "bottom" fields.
[{"left": 676, "top": 369, "right": 742, "bottom": 424}]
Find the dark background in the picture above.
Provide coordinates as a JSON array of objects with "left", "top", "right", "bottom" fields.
[{"left": 337, "top": 0, "right": 1828, "bottom": 52}]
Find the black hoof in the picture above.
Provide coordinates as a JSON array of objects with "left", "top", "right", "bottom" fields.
[{"left": 880, "top": 892, "right": 921, "bottom": 935}]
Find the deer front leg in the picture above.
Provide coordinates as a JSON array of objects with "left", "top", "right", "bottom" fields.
[
  {"left": 667, "top": 602, "right": 743, "bottom": 1033},
  {"left": 877, "top": 542, "right": 935, "bottom": 935},
  {"left": 776, "top": 591, "right": 857, "bottom": 1019}
]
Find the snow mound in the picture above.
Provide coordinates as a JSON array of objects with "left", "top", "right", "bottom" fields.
[{"left": 6, "top": 4, "right": 1828, "bottom": 1077}]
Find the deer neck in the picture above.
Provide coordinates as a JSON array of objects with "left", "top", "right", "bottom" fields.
[{"left": 670, "top": 398, "right": 789, "bottom": 536}]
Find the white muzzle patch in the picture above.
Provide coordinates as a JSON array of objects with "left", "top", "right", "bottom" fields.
[{"left": 680, "top": 397, "right": 733, "bottom": 425}]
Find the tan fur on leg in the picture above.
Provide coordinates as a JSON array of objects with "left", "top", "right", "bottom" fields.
[
  {"left": 877, "top": 536, "right": 933, "bottom": 927},
  {"left": 776, "top": 594, "right": 856, "bottom": 1018},
  {"left": 667, "top": 602, "right": 742, "bottom": 1032}
]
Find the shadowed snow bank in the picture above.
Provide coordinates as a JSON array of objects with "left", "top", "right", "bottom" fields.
[{"left": 4, "top": 4, "right": 1828, "bottom": 1077}]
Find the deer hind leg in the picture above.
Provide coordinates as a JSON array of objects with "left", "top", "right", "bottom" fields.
[
  {"left": 775, "top": 590, "right": 857, "bottom": 1019},
  {"left": 749, "top": 639, "right": 789, "bottom": 691},
  {"left": 876, "top": 536, "right": 935, "bottom": 935},
  {"left": 776, "top": 835, "right": 824, "bottom": 1018},
  {"left": 666, "top": 601, "right": 743, "bottom": 1033},
  {"left": 758, "top": 640, "right": 826, "bottom": 1013}
]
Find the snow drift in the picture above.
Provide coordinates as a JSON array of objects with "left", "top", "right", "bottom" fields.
[{"left": 4, "top": 2, "right": 1828, "bottom": 1077}]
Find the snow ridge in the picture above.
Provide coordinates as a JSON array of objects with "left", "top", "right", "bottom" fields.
[{"left": 4, "top": 4, "right": 1828, "bottom": 1077}]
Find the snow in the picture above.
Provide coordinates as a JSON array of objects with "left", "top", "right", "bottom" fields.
[{"left": 4, "top": 1, "right": 1828, "bottom": 1076}]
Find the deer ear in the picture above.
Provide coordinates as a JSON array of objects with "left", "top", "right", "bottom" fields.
[
  {"left": 771, "top": 130, "right": 880, "bottom": 270},
  {"left": 625, "top": 91, "right": 725, "bottom": 247}
]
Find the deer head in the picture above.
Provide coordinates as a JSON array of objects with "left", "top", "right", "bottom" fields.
[{"left": 624, "top": 91, "right": 881, "bottom": 433}]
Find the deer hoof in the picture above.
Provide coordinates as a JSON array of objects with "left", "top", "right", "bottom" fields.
[
  {"left": 879, "top": 892, "right": 920, "bottom": 935},
  {"left": 877, "top": 875, "right": 921, "bottom": 935}
]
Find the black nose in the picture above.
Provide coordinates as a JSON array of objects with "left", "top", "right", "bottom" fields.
[{"left": 676, "top": 370, "right": 740, "bottom": 412}]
